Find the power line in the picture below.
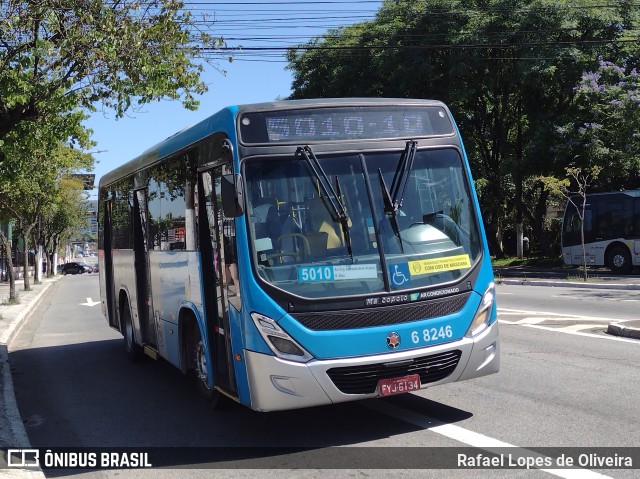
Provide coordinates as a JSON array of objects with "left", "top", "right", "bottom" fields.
[
  {"left": 182, "top": 1, "right": 382, "bottom": 4},
  {"left": 200, "top": 38, "right": 640, "bottom": 51},
  {"left": 7, "top": 1, "right": 638, "bottom": 65},
  {"left": 195, "top": 15, "right": 376, "bottom": 23}
]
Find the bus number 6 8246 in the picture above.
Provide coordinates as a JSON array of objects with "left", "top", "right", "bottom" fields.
[{"left": 411, "top": 325, "right": 453, "bottom": 344}]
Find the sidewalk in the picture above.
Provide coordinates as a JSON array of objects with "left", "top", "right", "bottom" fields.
[{"left": 1, "top": 276, "right": 60, "bottom": 452}]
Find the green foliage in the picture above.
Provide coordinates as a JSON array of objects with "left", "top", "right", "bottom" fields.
[
  {"left": 0, "top": 0, "right": 220, "bottom": 142},
  {"left": 0, "top": 108, "right": 94, "bottom": 207},
  {"left": 555, "top": 60, "right": 640, "bottom": 190},
  {"left": 286, "top": 0, "right": 640, "bottom": 255},
  {"left": 491, "top": 255, "right": 565, "bottom": 268},
  {"left": 0, "top": 105, "right": 94, "bottom": 293},
  {"left": 41, "top": 177, "right": 91, "bottom": 250},
  {"left": 2, "top": 296, "right": 21, "bottom": 306},
  {"left": 0, "top": 1, "right": 223, "bottom": 292}
]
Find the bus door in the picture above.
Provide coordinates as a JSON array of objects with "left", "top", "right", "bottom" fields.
[
  {"left": 133, "top": 188, "right": 158, "bottom": 349},
  {"left": 103, "top": 199, "right": 118, "bottom": 329},
  {"left": 197, "top": 167, "right": 237, "bottom": 394}
]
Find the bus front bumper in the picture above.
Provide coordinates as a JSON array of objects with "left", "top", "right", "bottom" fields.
[{"left": 244, "top": 320, "right": 499, "bottom": 412}]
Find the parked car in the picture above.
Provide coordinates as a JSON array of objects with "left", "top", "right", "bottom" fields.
[{"left": 61, "top": 262, "right": 92, "bottom": 275}]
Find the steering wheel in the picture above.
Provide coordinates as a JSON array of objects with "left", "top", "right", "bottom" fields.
[{"left": 276, "top": 233, "right": 311, "bottom": 259}]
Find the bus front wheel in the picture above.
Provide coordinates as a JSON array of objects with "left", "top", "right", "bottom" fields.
[
  {"left": 607, "top": 245, "right": 632, "bottom": 275},
  {"left": 192, "top": 326, "right": 228, "bottom": 408}
]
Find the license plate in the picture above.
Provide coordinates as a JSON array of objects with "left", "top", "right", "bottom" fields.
[{"left": 378, "top": 374, "right": 421, "bottom": 397}]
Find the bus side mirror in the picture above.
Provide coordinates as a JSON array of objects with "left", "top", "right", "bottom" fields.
[{"left": 221, "top": 174, "right": 244, "bottom": 217}]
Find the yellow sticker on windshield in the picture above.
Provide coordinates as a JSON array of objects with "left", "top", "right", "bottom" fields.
[{"left": 408, "top": 254, "right": 471, "bottom": 276}]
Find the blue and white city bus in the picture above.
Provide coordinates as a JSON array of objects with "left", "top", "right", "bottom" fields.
[{"left": 98, "top": 98, "right": 499, "bottom": 411}]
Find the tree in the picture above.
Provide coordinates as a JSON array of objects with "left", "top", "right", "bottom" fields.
[
  {"left": 0, "top": 109, "right": 93, "bottom": 299},
  {"left": 558, "top": 166, "right": 602, "bottom": 281},
  {"left": 286, "top": 0, "right": 639, "bottom": 256},
  {"left": 40, "top": 179, "right": 90, "bottom": 277},
  {"left": 555, "top": 59, "right": 640, "bottom": 191},
  {"left": 0, "top": 0, "right": 222, "bottom": 149}
]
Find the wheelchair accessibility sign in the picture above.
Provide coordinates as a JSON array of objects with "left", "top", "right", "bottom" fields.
[{"left": 389, "top": 263, "right": 411, "bottom": 287}]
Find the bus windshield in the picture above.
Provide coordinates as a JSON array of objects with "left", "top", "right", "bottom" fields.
[{"left": 244, "top": 147, "right": 481, "bottom": 299}]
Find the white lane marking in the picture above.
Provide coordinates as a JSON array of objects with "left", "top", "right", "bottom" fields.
[
  {"left": 551, "top": 295, "right": 640, "bottom": 302},
  {"left": 498, "top": 308, "right": 615, "bottom": 321},
  {"left": 503, "top": 317, "right": 609, "bottom": 325},
  {"left": 498, "top": 314, "right": 603, "bottom": 326},
  {"left": 514, "top": 317, "right": 547, "bottom": 325},
  {"left": 363, "top": 400, "right": 614, "bottom": 479},
  {"left": 557, "top": 324, "right": 606, "bottom": 333},
  {"left": 497, "top": 308, "right": 639, "bottom": 343},
  {"left": 523, "top": 324, "right": 640, "bottom": 344},
  {"left": 81, "top": 297, "right": 100, "bottom": 307}
]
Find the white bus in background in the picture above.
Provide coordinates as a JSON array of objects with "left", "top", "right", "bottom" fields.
[{"left": 561, "top": 190, "right": 640, "bottom": 274}]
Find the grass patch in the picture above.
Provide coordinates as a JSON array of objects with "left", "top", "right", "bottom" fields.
[
  {"left": 566, "top": 274, "right": 602, "bottom": 283},
  {"left": 491, "top": 255, "right": 565, "bottom": 268},
  {"left": 2, "top": 296, "right": 21, "bottom": 306}
]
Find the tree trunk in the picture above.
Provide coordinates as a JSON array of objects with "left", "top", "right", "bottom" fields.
[
  {"left": 514, "top": 101, "right": 524, "bottom": 258},
  {"left": 580, "top": 195, "right": 588, "bottom": 282},
  {"left": 52, "top": 235, "right": 60, "bottom": 277},
  {"left": 0, "top": 230, "right": 17, "bottom": 301},
  {"left": 524, "top": 186, "right": 554, "bottom": 257},
  {"left": 22, "top": 232, "right": 31, "bottom": 291},
  {"left": 485, "top": 219, "right": 504, "bottom": 259}
]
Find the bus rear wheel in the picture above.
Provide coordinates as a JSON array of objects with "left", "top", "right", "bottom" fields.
[
  {"left": 122, "top": 304, "right": 142, "bottom": 362},
  {"left": 607, "top": 245, "right": 632, "bottom": 275}
]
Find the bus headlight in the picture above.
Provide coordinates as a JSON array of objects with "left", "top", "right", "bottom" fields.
[
  {"left": 251, "top": 312, "right": 313, "bottom": 363},
  {"left": 465, "top": 283, "right": 495, "bottom": 338}
]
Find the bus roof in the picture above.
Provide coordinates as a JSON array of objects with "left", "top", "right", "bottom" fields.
[
  {"left": 582, "top": 189, "right": 640, "bottom": 199},
  {"left": 98, "top": 98, "right": 448, "bottom": 189}
]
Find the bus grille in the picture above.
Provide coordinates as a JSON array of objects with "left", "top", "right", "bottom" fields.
[
  {"left": 326, "top": 350, "right": 462, "bottom": 395},
  {"left": 291, "top": 293, "right": 470, "bottom": 330}
]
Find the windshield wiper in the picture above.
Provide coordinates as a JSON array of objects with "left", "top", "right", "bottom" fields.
[
  {"left": 378, "top": 169, "right": 403, "bottom": 251},
  {"left": 295, "top": 146, "right": 353, "bottom": 260},
  {"left": 389, "top": 140, "right": 417, "bottom": 213},
  {"left": 377, "top": 140, "right": 417, "bottom": 251}
]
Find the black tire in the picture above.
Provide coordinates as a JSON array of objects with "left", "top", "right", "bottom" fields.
[
  {"left": 192, "top": 326, "right": 229, "bottom": 409},
  {"left": 122, "top": 303, "right": 143, "bottom": 362},
  {"left": 607, "top": 245, "right": 632, "bottom": 275}
]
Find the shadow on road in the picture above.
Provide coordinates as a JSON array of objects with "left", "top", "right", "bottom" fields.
[{"left": 10, "top": 338, "right": 473, "bottom": 474}]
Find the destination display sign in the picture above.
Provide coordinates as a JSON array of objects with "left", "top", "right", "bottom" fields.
[{"left": 239, "top": 106, "right": 454, "bottom": 144}]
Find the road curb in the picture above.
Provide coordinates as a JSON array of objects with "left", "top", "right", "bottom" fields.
[
  {"left": 607, "top": 322, "right": 640, "bottom": 340},
  {"left": 1, "top": 279, "right": 57, "bottom": 478}
]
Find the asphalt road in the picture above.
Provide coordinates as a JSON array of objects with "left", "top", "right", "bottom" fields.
[
  {"left": 496, "top": 283, "right": 640, "bottom": 320},
  {"left": 7, "top": 275, "right": 640, "bottom": 479}
]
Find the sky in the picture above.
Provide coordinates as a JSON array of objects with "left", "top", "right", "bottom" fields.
[{"left": 83, "top": 0, "right": 383, "bottom": 197}]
